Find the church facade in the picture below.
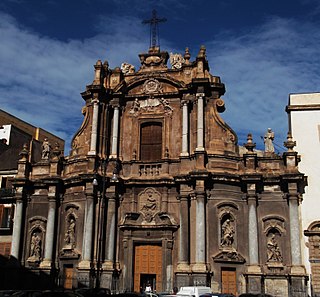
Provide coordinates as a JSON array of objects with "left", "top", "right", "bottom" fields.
[{"left": 10, "top": 45, "right": 308, "bottom": 296}]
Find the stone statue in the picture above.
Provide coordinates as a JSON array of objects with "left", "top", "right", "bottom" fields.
[
  {"left": 41, "top": 138, "right": 51, "bottom": 159},
  {"left": 64, "top": 217, "right": 76, "bottom": 248},
  {"left": 264, "top": 128, "right": 275, "bottom": 153},
  {"left": 267, "top": 234, "right": 282, "bottom": 262},
  {"left": 221, "top": 219, "right": 235, "bottom": 247},
  {"left": 169, "top": 53, "right": 185, "bottom": 69},
  {"left": 30, "top": 232, "right": 41, "bottom": 259}
]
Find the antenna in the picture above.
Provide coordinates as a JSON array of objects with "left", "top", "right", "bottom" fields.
[{"left": 142, "top": 10, "right": 167, "bottom": 48}]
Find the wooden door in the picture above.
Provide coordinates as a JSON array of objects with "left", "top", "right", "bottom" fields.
[
  {"left": 221, "top": 268, "right": 237, "bottom": 296},
  {"left": 134, "top": 245, "right": 162, "bottom": 292},
  {"left": 64, "top": 267, "right": 73, "bottom": 289}
]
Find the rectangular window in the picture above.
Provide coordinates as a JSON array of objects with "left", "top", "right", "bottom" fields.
[{"left": 140, "top": 122, "right": 162, "bottom": 161}]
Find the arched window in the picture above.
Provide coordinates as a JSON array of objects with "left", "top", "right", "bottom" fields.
[{"left": 140, "top": 122, "right": 162, "bottom": 161}]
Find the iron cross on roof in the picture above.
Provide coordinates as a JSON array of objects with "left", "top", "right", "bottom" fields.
[{"left": 142, "top": 10, "right": 167, "bottom": 49}]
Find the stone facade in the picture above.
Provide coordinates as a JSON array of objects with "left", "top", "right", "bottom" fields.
[{"left": 9, "top": 46, "right": 308, "bottom": 296}]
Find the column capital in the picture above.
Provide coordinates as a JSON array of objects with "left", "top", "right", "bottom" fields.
[
  {"left": 177, "top": 194, "right": 189, "bottom": 201},
  {"left": 196, "top": 92, "right": 205, "bottom": 99}
]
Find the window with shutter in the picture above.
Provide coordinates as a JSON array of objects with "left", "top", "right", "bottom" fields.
[{"left": 140, "top": 122, "right": 162, "bottom": 161}]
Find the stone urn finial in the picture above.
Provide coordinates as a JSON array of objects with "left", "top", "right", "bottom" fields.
[
  {"left": 244, "top": 133, "right": 256, "bottom": 152},
  {"left": 284, "top": 132, "right": 296, "bottom": 152}
]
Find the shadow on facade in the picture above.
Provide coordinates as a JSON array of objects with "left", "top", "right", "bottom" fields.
[{"left": 0, "top": 255, "right": 57, "bottom": 290}]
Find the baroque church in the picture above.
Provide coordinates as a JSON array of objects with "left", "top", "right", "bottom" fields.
[{"left": 9, "top": 41, "right": 308, "bottom": 296}]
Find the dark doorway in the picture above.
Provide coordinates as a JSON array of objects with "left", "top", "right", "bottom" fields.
[{"left": 140, "top": 273, "right": 156, "bottom": 292}]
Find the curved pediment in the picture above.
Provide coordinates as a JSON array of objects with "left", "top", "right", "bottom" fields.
[{"left": 114, "top": 75, "right": 186, "bottom": 96}]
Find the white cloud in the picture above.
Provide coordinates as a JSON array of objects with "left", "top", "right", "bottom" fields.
[{"left": 206, "top": 17, "right": 320, "bottom": 150}]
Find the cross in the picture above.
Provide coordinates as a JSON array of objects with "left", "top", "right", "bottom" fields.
[{"left": 142, "top": 10, "right": 167, "bottom": 48}]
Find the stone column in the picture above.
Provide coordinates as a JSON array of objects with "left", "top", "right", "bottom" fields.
[
  {"left": 88, "top": 98, "right": 99, "bottom": 155},
  {"left": 193, "top": 191, "right": 206, "bottom": 271},
  {"left": 177, "top": 194, "right": 189, "bottom": 270},
  {"left": 180, "top": 100, "right": 189, "bottom": 157},
  {"left": 248, "top": 194, "right": 259, "bottom": 264},
  {"left": 79, "top": 186, "right": 95, "bottom": 268},
  {"left": 11, "top": 187, "right": 24, "bottom": 260},
  {"left": 40, "top": 186, "right": 57, "bottom": 268},
  {"left": 196, "top": 93, "right": 205, "bottom": 152},
  {"left": 288, "top": 183, "right": 302, "bottom": 266},
  {"left": 110, "top": 105, "right": 120, "bottom": 158},
  {"left": 103, "top": 185, "right": 117, "bottom": 269}
]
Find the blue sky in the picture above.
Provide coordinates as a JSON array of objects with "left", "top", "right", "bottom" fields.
[{"left": 1, "top": 0, "right": 320, "bottom": 153}]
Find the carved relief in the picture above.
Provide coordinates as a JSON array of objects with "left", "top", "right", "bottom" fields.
[
  {"left": 139, "top": 187, "right": 161, "bottom": 222},
  {"left": 129, "top": 97, "right": 173, "bottom": 117}
]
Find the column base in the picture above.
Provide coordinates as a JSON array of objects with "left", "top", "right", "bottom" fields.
[
  {"left": 246, "top": 265, "right": 262, "bottom": 274},
  {"left": 192, "top": 263, "right": 207, "bottom": 273},
  {"left": 87, "top": 151, "right": 96, "bottom": 156},
  {"left": 102, "top": 260, "right": 114, "bottom": 270},
  {"left": 40, "top": 259, "right": 53, "bottom": 269},
  {"left": 176, "top": 262, "right": 191, "bottom": 272},
  {"left": 78, "top": 260, "right": 93, "bottom": 269},
  {"left": 180, "top": 152, "right": 189, "bottom": 157},
  {"left": 290, "top": 265, "right": 306, "bottom": 275}
]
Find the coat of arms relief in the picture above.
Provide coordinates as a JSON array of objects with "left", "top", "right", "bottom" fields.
[{"left": 129, "top": 78, "right": 173, "bottom": 116}]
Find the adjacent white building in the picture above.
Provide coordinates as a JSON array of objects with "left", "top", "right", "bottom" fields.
[{"left": 287, "top": 92, "right": 320, "bottom": 297}]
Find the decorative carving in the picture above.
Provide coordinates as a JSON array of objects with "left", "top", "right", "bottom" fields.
[
  {"left": 143, "top": 78, "right": 162, "bottom": 95},
  {"left": 213, "top": 250, "right": 245, "bottom": 264},
  {"left": 169, "top": 53, "right": 185, "bottom": 69},
  {"left": 129, "top": 98, "right": 141, "bottom": 114},
  {"left": 139, "top": 188, "right": 161, "bottom": 222},
  {"left": 121, "top": 62, "right": 135, "bottom": 74},
  {"left": 129, "top": 96, "right": 173, "bottom": 117}
]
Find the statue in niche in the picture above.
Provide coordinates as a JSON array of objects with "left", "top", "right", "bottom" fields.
[
  {"left": 41, "top": 138, "right": 51, "bottom": 159},
  {"left": 30, "top": 232, "right": 41, "bottom": 259},
  {"left": 221, "top": 218, "right": 235, "bottom": 247},
  {"left": 264, "top": 128, "right": 275, "bottom": 153},
  {"left": 267, "top": 233, "right": 282, "bottom": 262},
  {"left": 64, "top": 217, "right": 76, "bottom": 248}
]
